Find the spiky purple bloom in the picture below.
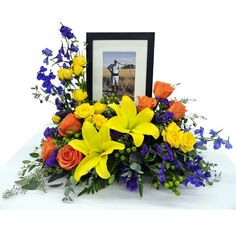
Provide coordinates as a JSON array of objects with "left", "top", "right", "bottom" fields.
[
  {"left": 120, "top": 167, "right": 138, "bottom": 192},
  {"left": 45, "top": 149, "right": 58, "bottom": 167}
]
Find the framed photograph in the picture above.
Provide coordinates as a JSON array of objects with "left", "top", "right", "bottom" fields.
[{"left": 86, "top": 32, "right": 155, "bottom": 101}]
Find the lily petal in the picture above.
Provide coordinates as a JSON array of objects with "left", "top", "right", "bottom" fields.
[
  {"left": 68, "top": 139, "right": 90, "bottom": 155},
  {"left": 121, "top": 96, "right": 137, "bottom": 125},
  {"left": 130, "top": 132, "right": 144, "bottom": 147},
  {"left": 99, "top": 124, "right": 111, "bottom": 144},
  {"left": 106, "top": 116, "right": 130, "bottom": 133},
  {"left": 95, "top": 155, "right": 110, "bottom": 179},
  {"left": 132, "top": 122, "right": 160, "bottom": 139},
  {"left": 73, "top": 153, "right": 100, "bottom": 182},
  {"left": 101, "top": 141, "right": 125, "bottom": 156},
  {"left": 82, "top": 121, "right": 101, "bottom": 152},
  {"left": 109, "top": 103, "right": 122, "bottom": 116},
  {"left": 132, "top": 108, "right": 154, "bottom": 127}
]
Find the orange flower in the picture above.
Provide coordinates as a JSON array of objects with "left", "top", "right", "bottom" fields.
[
  {"left": 137, "top": 96, "right": 157, "bottom": 112},
  {"left": 57, "top": 145, "right": 83, "bottom": 171},
  {"left": 41, "top": 137, "right": 56, "bottom": 161},
  {"left": 168, "top": 101, "right": 186, "bottom": 120},
  {"left": 153, "top": 81, "right": 174, "bottom": 99},
  {"left": 59, "top": 113, "right": 82, "bottom": 137}
]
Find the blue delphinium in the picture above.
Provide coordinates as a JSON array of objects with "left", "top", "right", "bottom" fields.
[
  {"left": 209, "top": 129, "right": 217, "bottom": 138},
  {"left": 194, "top": 127, "right": 204, "bottom": 138},
  {"left": 157, "top": 163, "right": 166, "bottom": 184},
  {"left": 69, "top": 43, "right": 79, "bottom": 52},
  {"left": 45, "top": 149, "right": 58, "bottom": 168},
  {"left": 42, "top": 48, "right": 53, "bottom": 57},
  {"left": 213, "top": 138, "right": 225, "bottom": 149},
  {"left": 60, "top": 25, "right": 74, "bottom": 39},
  {"left": 225, "top": 141, "right": 233, "bottom": 149}
]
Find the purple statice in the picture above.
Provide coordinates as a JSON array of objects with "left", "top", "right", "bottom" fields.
[
  {"left": 44, "top": 127, "right": 57, "bottom": 138},
  {"left": 45, "top": 149, "right": 58, "bottom": 168},
  {"left": 194, "top": 127, "right": 204, "bottom": 138},
  {"left": 120, "top": 167, "right": 138, "bottom": 192},
  {"left": 60, "top": 25, "right": 74, "bottom": 39},
  {"left": 156, "top": 111, "right": 174, "bottom": 124},
  {"left": 140, "top": 144, "right": 149, "bottom": 157},
  {"left": 55, "top": 110, "right": 68, "bottom": 120},
  {"left": 157, "top": 163, "right": 166, "bottom": 184},
  {"left": 156, "top": 97, "right": 170, "bottom": 106},
  {"left": 110, "top": 130, "right": 123, "bottom": 141},
  {"left": 155, "top": 144, "right": 163, "bottom": 154}
]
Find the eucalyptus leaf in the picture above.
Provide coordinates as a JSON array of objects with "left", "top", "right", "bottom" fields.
[
  {"left": 22, "top": 160, "right": 31, "bottom": 164},
  {"left": 22, "top": 180, "right": 40, "bottom": 190},
  {"left": 108, "top": 174, "right": 115, "bottom": 185},
  {"left": 30, "top": 153, "right": 40, "bottom": 158},
  {"left": 48, "top": 183, "right": 63, "bottom": 188}
]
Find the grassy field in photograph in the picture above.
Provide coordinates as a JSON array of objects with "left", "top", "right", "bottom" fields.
[{"left": 103, "top": 68, "right": 135, "bottom": 99}]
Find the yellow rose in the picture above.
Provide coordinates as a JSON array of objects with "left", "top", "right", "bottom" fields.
[
  {"left": 165, "top": 122, "right": 180, "bottom": 133},
  {"left": 73, "top": 55, "right": 87, "bottom": 67},
  {"left": 180, "top": 131, "right": 196, "bottom": 153},
  {"left": 73, "top": 65, "right": 83, "bottom": 76},
  {"left": 57, "top": 68, "right": 73, "bottom": 80},
  {"left": 93, "top": 102, "right": 106, "bottom": 114},
  {"left": 75, "top": 103, "right": 94, "bottom": 119},
  {"left": 93, "top": 114, "right": 107, "bottom": 129},
  {"left": 52, "top": 115, "right": 61, "bottom": 124},
  {"left": 72, "top": 89, "right": 88, "bottom": 101},
  {"left": 163, "top": 131, "right": 183, "bottom": 148}
]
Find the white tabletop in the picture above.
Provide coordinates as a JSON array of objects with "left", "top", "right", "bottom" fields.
[{"left": 0, "top": 130, "right": 235, "bottom": 210}]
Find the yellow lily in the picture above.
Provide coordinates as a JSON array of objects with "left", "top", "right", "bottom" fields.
[
  {"left": 107, "top": 96, "right": 160, "bottom": 147},
  {"left": 68, "top": 121, "right": 125, "bottom": 182}
]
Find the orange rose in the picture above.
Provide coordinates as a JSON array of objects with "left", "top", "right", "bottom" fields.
[
  {"left": 168, "top": 101, "right": 186, "bottom": 120},
  {"left": 153, "top": 81, "right": 175, "bottom": 99},
  {"left": 59, "top": 113, "right": 82, "bottom": 137},
  {"left": 137, "top": 96, "right": 157, "bottom": 112},
  {"left": 57, "top": 145, "right": 83, "bottom": 171},
  {"left": 41, "top": 137, "right": 56, "bottom": 161}
]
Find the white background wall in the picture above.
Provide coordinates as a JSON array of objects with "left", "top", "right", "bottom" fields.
[{"left": 0, "top": 0, "right": 235, "bottom": 233}]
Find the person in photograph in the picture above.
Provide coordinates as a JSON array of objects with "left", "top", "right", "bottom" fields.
[{"left": 107, "top": 59, "right": 123, "bottom": 93}]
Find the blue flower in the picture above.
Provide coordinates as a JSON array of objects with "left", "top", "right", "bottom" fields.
[
  {"left": 209, "top": 129, "right": 217, "bottom": 138},
  {"left": 156, "top": 97, "right": 170, "bottom": 106},
  {"left": 213, "top": 138, "right": 225, "bottom": 149},
  {"left": 60, "top": 25, "right": 74, "bottom": 39},
  {"left": 56, "top": 53, "right": 63, "bottom": 62},
  {"left": 42, "top": 48, "right": 53, "bottom": 56},
  {"left": 55, "top": 111, "right": 68, "bottom": 120},
  {"left": 156, "top": 111, "right": 174, "bottom": 124},
  {"left": 194, "top": 127, "right": 204, "bottom": 138},
  {"left": 140, "top": 144, "right": 149, "bottom": 157},
  {"left": 55, "top": 97, "right": 63, "bottom": 110},
  {"left": 57, "top": 86, "right": 63, "bottom": 95},
  {"left": 45, "top": 149, "right": 58, "bottom": 168},
  {"left": 69, "top": 44, "right": 79, "bottom": 52},
  {"left": 39, "top": 66, "right": 47, "bottom": 73},
  {"left": 62, "top": 63, "right": 70, "bottom": 69},
  {"left": 225, "top": 142, "right": 233, "bottom": 149},
  {"left": 120, "top": 167, "right": 138, "bottom": 192},
  {"left": 44, "top": 127, "right": 57, "bottom": 138}
]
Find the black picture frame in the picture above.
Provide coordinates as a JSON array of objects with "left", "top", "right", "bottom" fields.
[{"left": 86, "top": 32, "right": 155, "bottom": 100}]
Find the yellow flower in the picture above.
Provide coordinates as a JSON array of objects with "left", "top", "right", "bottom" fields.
[
  {"left": 93, "top": 114, "right": 107, "bottom": 129},
  {"left": 57, "top": 68, "right": 73, "bottom": 80},
  {"left": 180, "top": 131, "right": 196, "bottom": 153},
  {"left": 162, "top": 122, "right": 182, "bottom": 148},
  {"left": 73, "top": 55, "right": 87, "bottom": 67},
  {"left": 93, "top": 102, "right": 106, "bottom": 114},
  {"left": 69, "top": 121, "right": 125, "bottom": 182},
  {"left": 72, "top": 89, "right": 88, "bottom": 101},
  {"left": 52, "top": 115, "right": 61, "bottom": 124},
  {"left": 106, "top": 96, "right": 160, "bottom": 147},
  {"left": 75, "top": 103, "right": 94, "bottom": 119},
  {"left": 73, "top": 65, "right": 83, "bottom": 76}
]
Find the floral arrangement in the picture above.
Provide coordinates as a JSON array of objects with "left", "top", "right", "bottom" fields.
[{"left": 3, "top": 24, "right": 233, "bottom": 201}]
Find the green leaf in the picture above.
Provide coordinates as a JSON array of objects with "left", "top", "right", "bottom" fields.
[
  {"left": 28, "top": 164, "right": 36, "bottom": 172},
  {"left": 197, "top": 145, "right": 207, "bottom": 150},
  {"left": 30, "top": 153, "right": 40, "bottom": 158},
  {"left": 48, "top": 171, "right": 67, "bottom": 183},
  {"left": 64, "top": 188, "right": 70, "bottom": 197},
  {"left": 22, "top": 160, "right": 31, "bottom": 164},
  {"left": 108, "top": 174, "right": 115, "bottom": 185},
  {"left": 48, "top": 183, "right": 63, "bottom": 188},
  {"left": 22, "top": 179, "right": 40, "bottom": 190},
  {"left": 15, "top": 179, "right": 25, "bottom": 185},
  {"left": 78, "top": 188, "right": 88, "bottom": 197}
]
